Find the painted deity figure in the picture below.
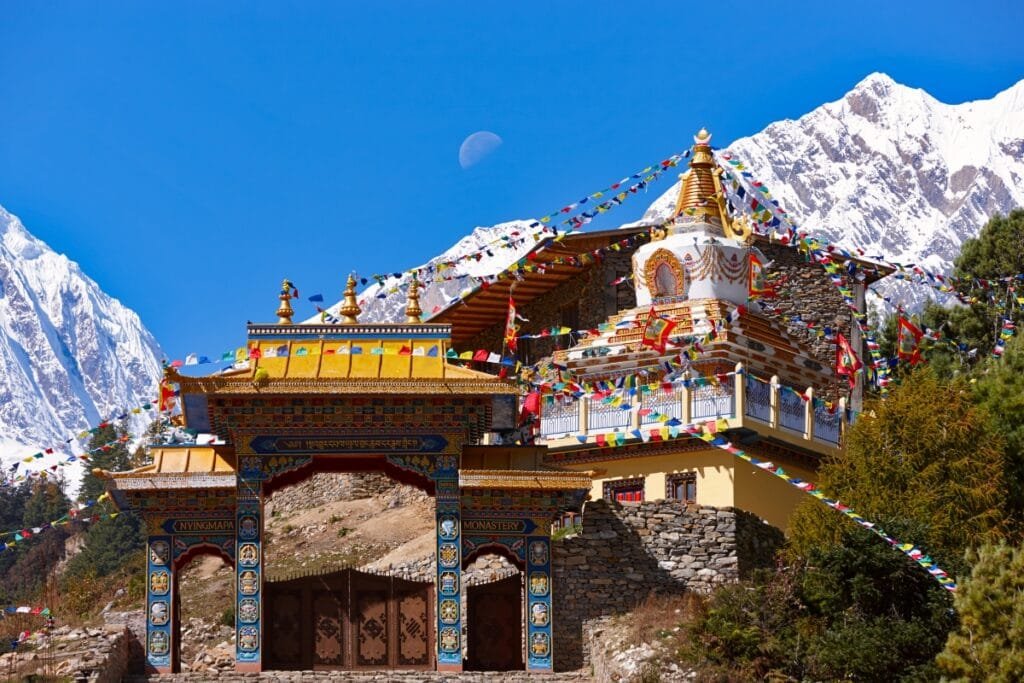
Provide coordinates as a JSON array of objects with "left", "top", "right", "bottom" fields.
[{"left": 238, "top": 543, "right": 259, "bottom": 567}]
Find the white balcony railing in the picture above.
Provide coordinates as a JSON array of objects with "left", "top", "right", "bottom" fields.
[{"left": 535, "top": 362, "right": 850, "bottom": 455}]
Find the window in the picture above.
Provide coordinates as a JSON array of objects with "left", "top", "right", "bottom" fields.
[
  {"left": 666, "top": 473, "right": 697, "bottom": 503},
  {"left": 603, "top": 477, "right": 645, "bottom": 503}
]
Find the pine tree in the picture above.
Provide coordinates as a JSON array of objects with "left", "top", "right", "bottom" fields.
[
  {"left": 937, "top": 543, "right": 1024, "bottom": 681},
  {"left": 78, "top": 422, "right": 132, "bottom": 503},
  {"left": 971, "top": 333, "right": 1024, "bottom": 536}
]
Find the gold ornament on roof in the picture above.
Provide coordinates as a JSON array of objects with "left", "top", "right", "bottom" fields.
[
  {"left": 405, "top": 277, "right": 423, "bottom": 323},
  {"left": 670, "top": 128, "right": 749, "bottom": 241},
  {"left": 276, "top": 279, "right": 295, "bottom": 325},
  {"left": 339, "top": 275, "right": 362, "bottom": 324}
]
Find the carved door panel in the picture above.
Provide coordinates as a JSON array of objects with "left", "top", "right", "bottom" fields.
[
  {"left": 394, "top": 579, "right": 432, "bottom": 668},
  {"left": 467, "top": 574, "right": 524, "bottom": 671},
  {"left": 313, "top": 590, "right": 347, "bottom": 668},
  {"left": 352, "top": 573, "right": 389, "bottom": 668}
]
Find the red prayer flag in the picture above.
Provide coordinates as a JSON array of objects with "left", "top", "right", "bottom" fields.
[
  {"left": 836, "top": 333, "right": 863, "bottom": 389},
  {"left": 472, "top": 349, "right": 489, "bottom": 362},
  {"left": 897, "top": 316, "right": 924, "bottom": 365},
  {"left": 398, "top": 345, "right": 412, "bottom": 356}
]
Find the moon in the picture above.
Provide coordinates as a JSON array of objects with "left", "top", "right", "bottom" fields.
[{"left": 458, "top": 131, "right": 502, "bottom": 169}]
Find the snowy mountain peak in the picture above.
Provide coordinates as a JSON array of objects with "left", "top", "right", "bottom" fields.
[
  {"left": 639, "top": 73, "right": 1024, "bottom": 310},
  {"left": 0, "top": 204, "right": 165, "bottom": 469}
]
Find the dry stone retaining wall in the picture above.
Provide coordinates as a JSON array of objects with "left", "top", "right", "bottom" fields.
[{"left": 552, "top": 499, "right": 782, "bottom": 670}]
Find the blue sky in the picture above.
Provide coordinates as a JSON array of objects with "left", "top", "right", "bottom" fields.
[{"left": 2, "top": 1, "right": 1023, "bottom": 361}]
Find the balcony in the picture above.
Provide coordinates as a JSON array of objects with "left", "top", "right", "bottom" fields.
[{"left": 536, "top": 362, "right": 850, "bottom": 459}]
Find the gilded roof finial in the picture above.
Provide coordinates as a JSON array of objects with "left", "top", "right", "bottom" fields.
[
  {"left": 404, "top": 277, "right": 423, "bottom": 323},
  {"left": 339, "top": 275, "right": 361, "bottom": 324},
  {"left": 670, "top": 128, "right": 733, "bottom": 235},
  {"left": 276, "top": 279, "right": 295, "bottom": 325}
]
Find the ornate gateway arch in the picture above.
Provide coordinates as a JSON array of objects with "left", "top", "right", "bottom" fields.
[{"left": 99, "top": 308, "right": 589, "bottom": 674}]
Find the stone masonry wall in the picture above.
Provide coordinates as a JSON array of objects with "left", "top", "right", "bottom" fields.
[
  {"left": 552, "top": 499, "right": 782, "bottom": 670},
  {"left": 759, "top": 240, "right": 855, "bottom": 402}
]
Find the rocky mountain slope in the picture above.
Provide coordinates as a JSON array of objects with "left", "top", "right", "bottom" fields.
[{"left": 0, "top": 204, "right": 164, "bottom": 469}]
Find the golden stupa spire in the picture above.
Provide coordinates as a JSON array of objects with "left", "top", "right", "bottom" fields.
[
  {"left": 339, "top": 275, "right": 361, "bottom": 324},
  {"left": 670, "top": 128, "right": 750, "bottom": 242},
  {"left": 276, "top": 279, "right": 295, "bottom": 325},
  {"left": 404, "top": 277, "right": 423, "bottom": 323},
  {"left": 672, "top": 128, "right": 720, "bottom": 222}
]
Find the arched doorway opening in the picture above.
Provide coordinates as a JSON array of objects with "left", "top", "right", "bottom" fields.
[
  {"left": 172, "top": 545, "right": 235, "bottom": 674},
  {"left": 463, "top": 546, "right": 525, "bottom": 671}
]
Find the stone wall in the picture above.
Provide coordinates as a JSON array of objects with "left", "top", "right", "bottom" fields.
[
  {"left": 551, "top": 499, "right": 782, "bottom": 670},
  {"left": 0, "top": 624, "right": 136, "bottom": 682},
  {"left": 758, "top": 240, "right": 855, "bottom": 402},
  {"left": 264, "top": 472, "right": 407, "bottom": 516}
]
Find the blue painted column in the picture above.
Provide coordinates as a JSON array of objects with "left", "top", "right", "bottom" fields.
[
  {"left": 525, "top": 534, "right": 553, "bottom": 671},
  {"left": 435, "top": 473, "right": 463, "bottom": 671},
  {"left": 145, "top": 535, "right": 174, "bottom": 673},
  {"left": 235, "top": 466, "right": 264, "bottom": 672}
]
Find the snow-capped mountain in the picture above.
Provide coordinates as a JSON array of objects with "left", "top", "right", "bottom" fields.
[
  {"left": 641, "top": 73, "right": 1024, "bottom": 308},
  {"left": 0, "top": 204, "right": 164, "bottom": 471},
  {"left": 320, "top": 73, "right": 1024, "bottom": 322},
  {"left": 309, "top": 220, "right": 545, "bottom": 324}
]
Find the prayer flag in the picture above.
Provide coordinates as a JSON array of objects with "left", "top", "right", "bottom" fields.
[
  {"left": 640, "top": 308, "right": 676, "bottom": 354},
  {"left": 748, "top": 252, "right": 773, "bottom": 299},
  {"left": 836, "top": 333, "right": 863, "bottom": 389},
  {"left": 896, "top": 316, "right": 924, "bottom": 365},
  {"left": 504, "top": 297, "right": 518, "bottom": 352}
]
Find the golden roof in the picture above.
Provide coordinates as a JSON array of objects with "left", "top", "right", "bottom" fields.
[
  {"left": 459, "top": 468, "right": 591, "bottom": 490},
  {"left": 95, "top": 446, "right": 237, "bottom": 492},
  {"left": 200, "top": 323, "right": 519, "bottom": 392}
]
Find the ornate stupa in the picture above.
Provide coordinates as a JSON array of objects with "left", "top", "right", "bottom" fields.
[{"left": 631, "top": 129, "right": 760, "bottom": 308}]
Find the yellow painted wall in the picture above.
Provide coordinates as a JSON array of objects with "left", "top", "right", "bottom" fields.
[
  {"left": 560, "top": 450, "right": 736, "bottom": 509},
  {"left": 557, "top": 447, "right": 820, "bottom": 532},
  {"left": 733, "top": 456, "right": 818, "bottom": 531}
]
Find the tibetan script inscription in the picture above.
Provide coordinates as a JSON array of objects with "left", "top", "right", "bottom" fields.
[{"left": 248, "top": 434, "right": 448, "bottom": 455}]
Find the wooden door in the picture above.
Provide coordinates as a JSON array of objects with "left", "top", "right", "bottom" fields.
[{"left": 467, "top": 574, "right": 524, "bottom": 671}]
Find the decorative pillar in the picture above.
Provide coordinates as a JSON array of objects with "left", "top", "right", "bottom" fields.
[
  {"left": 145, "top": 535, "right": 174, "bottom": 673},
  {"left": 435, "top": 474, "right": 463, "bottom": 671},
  {"left": 235, "top": 466, "right": 264, "bottom": 672},
  {"left": 525, "top": 534, "right": 553, "bottom": 671}
]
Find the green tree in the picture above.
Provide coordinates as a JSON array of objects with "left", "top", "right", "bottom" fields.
[
  {"left": 971, "top": 334, "right": 1024, "bottom": 536},
  {"left": 22, "top": 480, "right": 70, "bottom": 528},
  {"left": 947, "top": 209, "right": 1024, "bottom": 357},
  {"left": 63, "top": 506, "right": 145, "bottom": 578},
  {"left": 78, "top": 422, "right": 132, "bottom": 503},
  {"left": 937, "top": 543, "right": 1024, "bottom": 682},
  {"left": 789, "top": 367, "right": 1007, "bottom": 561}
]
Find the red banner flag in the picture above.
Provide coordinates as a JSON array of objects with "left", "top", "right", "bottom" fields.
[
  {"left": 836, "top": 333, "right": 863, "bottom": 389},
  {"left": 897, "top": 316, "right": 924, "bottom": 365},
  {"left": 641, "top": 308, "right": 677, "bottom": 354},
  {"left": 748, "top": 252, "right": 774, "bottom": 299}
]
